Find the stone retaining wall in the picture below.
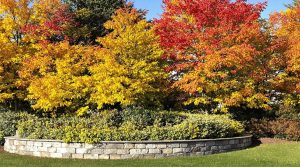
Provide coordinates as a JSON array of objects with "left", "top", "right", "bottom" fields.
[{"left": 4, "top": 136, "right": 252, "bottom": 159}]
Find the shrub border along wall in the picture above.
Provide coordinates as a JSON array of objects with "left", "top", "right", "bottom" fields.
[{"left": 4, "top": 136, "right": 252, "bottom": 159}]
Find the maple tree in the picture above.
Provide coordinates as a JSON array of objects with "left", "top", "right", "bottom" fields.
[
  {"left": 0, "top": 29, "right": 18, "bottom": 102},
  {"left": 89, "top": 6, "right": 167, "bottom": 110},
  {"left": 155, "top": 0, "right": 275, "bottom": 112},
  {"left": 18, "top": 6, "right": 166, "bottom": 114},
  {"left": 0, "top": 0, "right": 74, "bottom": 110},
  {"left": 1, "top": 0, "right": 297, "bottom": 116},
  {"left": 19, "top": 42, "right": 97, "bottom": 113},
  {"left": 0, "top": 0, "right": 34, "bottom": 105},
  {"left": 269, "top": 1, "right": 300, "bottom": 113},
  {"left": 22, "top": 0, "right": 75, "bottom": 43}
]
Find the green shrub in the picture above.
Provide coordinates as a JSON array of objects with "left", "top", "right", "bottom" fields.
[
  {"left": 0, "top": 111, "right": 34, "bottom": 145},
  {"left": 0, "top": 131, "right": 4, "bottom": 144},
  {"left": 18, "top": 109, "right": 245, "bottom": 143}
]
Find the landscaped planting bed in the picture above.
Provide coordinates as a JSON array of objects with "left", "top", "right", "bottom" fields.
[
  {"left": 2, "top": 109, "right": 251, "bottom": 159},
  {"left": 16, "top": 109, "right": 245, "bottom": 143}
]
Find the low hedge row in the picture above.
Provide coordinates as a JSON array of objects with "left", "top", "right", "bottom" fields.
[
  {"left": 0, "top": 111, "right": 34, "bottom": 145},
  {"left": 17, "top": 109, "right": 244, "bottom": 143}
]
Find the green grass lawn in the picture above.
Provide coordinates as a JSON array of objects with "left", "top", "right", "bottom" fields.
[{"left": 0, "top": 143, "right": 299, "bottom": 167}]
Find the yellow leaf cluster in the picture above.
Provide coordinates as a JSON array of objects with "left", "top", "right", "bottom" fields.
[
  {"left": 22, "top": 42, "right": 96, "bottom": 112},
  {"left": 0, "top": 0, "right": 65, "bottom": 103}
]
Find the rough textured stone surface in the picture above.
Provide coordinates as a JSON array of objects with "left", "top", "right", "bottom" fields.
[
  {"left": 149, "top": 149, "right": 161, "bottom": 154},
  {"left": 4, "top": 136, "right": 252, "bottom": 159},
  {"left": 72, "top": 153, "right": 84, "bottom": 159},
  {"left": 124, "top": 144, "right": 135, "bottom": 149}
]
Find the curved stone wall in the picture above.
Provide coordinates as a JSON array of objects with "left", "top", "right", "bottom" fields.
[{"left": 4, "top": 136, "right": 252, "bottom": 159}]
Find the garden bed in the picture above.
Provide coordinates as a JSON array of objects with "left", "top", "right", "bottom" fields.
[
  {"left": 2, "top": 110, "right": 251, "bottom": 159},
  {"left": 4, "top": 136, "right": 252, "bottom": 159},
  {"left": 12, "top": 110, "right": 245, "bottom": 143}
]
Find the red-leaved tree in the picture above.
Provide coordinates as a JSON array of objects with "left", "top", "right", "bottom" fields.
[
  {"left": 22, "top": 1, "right": 75, "bottom": 43},
  {"left": 155, "top": 0, "right": 276, "bottom": 112}
]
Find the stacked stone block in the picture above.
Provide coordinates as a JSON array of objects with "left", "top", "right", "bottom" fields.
[{"left": 4, "top": 136, "right": 252, "bottom": 159}]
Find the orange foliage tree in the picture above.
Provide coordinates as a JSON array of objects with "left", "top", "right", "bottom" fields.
[{"left": 269, "top": 1, "right": 300, "bottom": 113}]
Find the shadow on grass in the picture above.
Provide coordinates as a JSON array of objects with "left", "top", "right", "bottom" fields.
[
  {"left": 249, "top": 138, "right": 262, "bottom": 148},
  {"left": 0, "top": 146, "right": 4, "bottom": 153}
]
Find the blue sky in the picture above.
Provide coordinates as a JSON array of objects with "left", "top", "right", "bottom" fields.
[{"left": 132, "top": 0, "right": 293, "bottom": 20}]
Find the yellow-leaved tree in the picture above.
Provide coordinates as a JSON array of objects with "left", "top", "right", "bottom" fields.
[
  {"left": 0, "top": 0, "right": 34, "bottom": 105},
  {"left": 0, "top": 0, "right": 70, "bottom": 110},
  {"left": 20, "top": 6, "right": 167, "bottom": 115},
  {"left": 89, "top": 7, "right": 167, "bottom": 110},
  {"left": 19, "top": 42, "right": 97, "bottom": 114}
]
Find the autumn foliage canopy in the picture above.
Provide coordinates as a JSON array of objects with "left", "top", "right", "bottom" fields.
[
  {"left": 0, "top": 0, "right": 299, "bottom": 115},
  {"left": 155, "top": 0, "right": 274, "bottom": 112}
]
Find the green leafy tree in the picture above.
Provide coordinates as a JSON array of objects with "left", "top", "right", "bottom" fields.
[{"left": 63, "top": 0, "right": 126, "bottom": 44}]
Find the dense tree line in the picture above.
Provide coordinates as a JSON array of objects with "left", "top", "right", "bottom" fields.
[{"left": 0, "top": 0, "right": 299, "bottom": 116}]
